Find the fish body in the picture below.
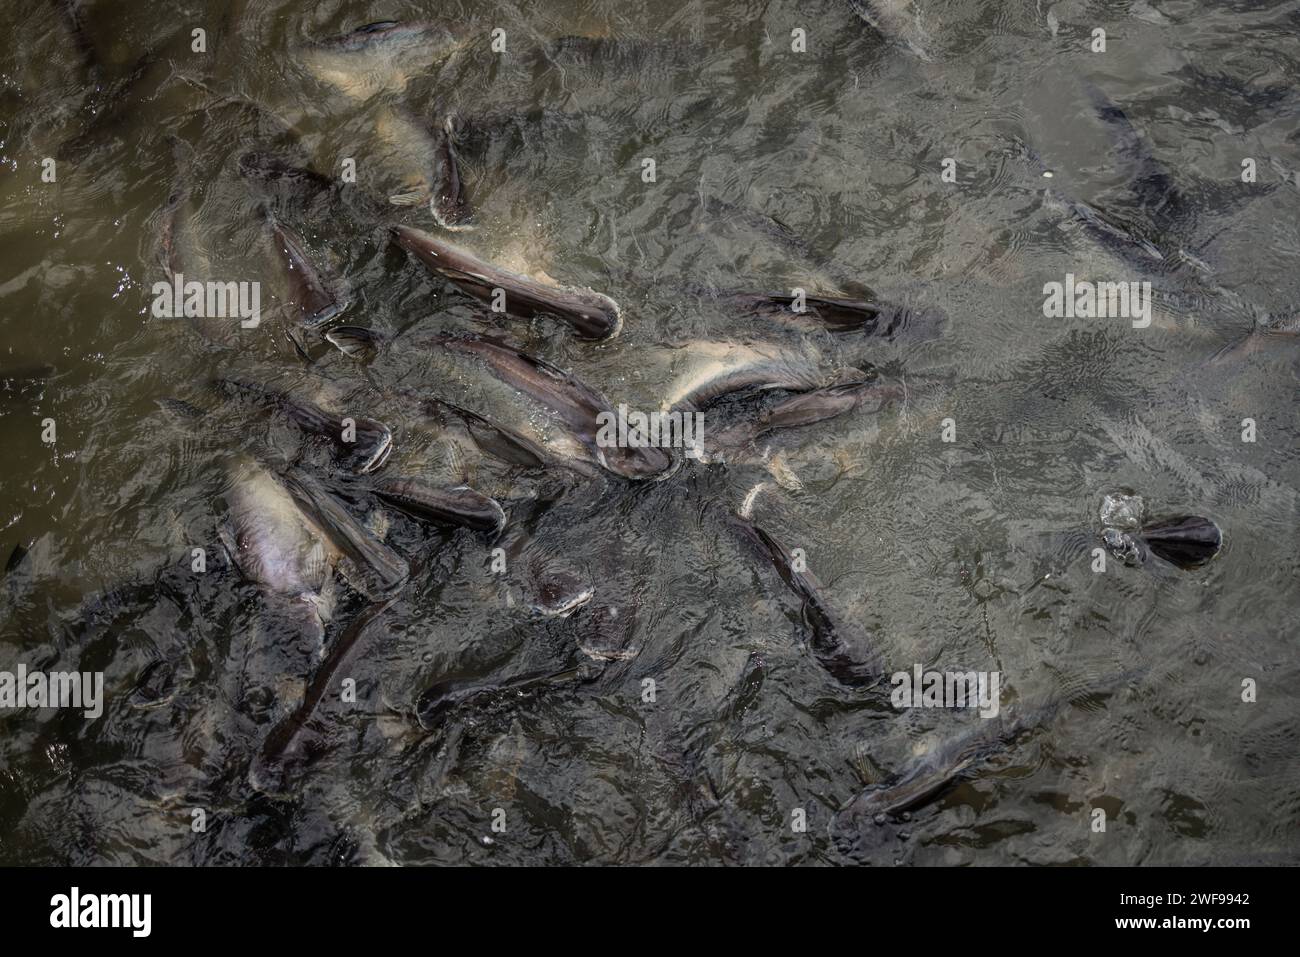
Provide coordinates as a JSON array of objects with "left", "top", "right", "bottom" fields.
[
  {"left": 435, "top": 335, "right": 673, "bottom": 480},
  {"left": 705, "top": 379, "right": 902, "bottom": 463},
  {"left": 300, "top": 20, "right": 470, "bottom": 100},
  {"left": 661, "top": 340, "right": 852, "bottom": 412},
  {"left": 279, "top": 469, "right": 410, "bottom": 602},
  {"left": 373, "top": 476, "right": 506, "bottom": 534},
  {"left": 392, "top": 226, "right": 622, "bottom": 340},
  {"left": 265, "top": 211, "right": 350, "bottom": 329},
  {"left": 726, "top": 508, "right": 878, "bottom": 687},
  {"left": 216, "top": 378, "right": 392, "bottom": 473},
  {"left": 221, "top": 457, "right": 337, "bottom": 638}
]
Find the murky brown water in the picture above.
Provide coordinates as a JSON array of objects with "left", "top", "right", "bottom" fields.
[{"left": 1, "top": 0, "right": 1298, "bottom": 865}]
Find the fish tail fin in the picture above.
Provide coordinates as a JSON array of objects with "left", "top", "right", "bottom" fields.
[
  {"left": 324, "top": 325, "right": 383, "bottom": 360},
  {"left": 1207, "top": 331, "right": 1262, "bottom": 365}
]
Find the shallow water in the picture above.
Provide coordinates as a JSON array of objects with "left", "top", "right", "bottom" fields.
[{"left": 1, "top": 0, "right": 1297, "bottom": 865}]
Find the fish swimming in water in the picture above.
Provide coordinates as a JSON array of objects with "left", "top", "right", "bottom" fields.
[
  {"left": 434, "top": 116, "right": 473, "bottom": 230},
  {"left": 831, "top": 702, "right": 1053, "bottom": 836},
  {"left": 435, "top": 335, "right": 674, "bottom": 480},
  {"left": 726, "top": 490, "right": 879, "bottom": 687},
  {"left": 660, "top": 339, "right": 864, "bottom": 412},
  {"left": 263, "top": 209, "right": 351, "bottom": 329},
  {"left": 1102, "top": 515, "right": 1223, "bottom": 570},
  {"left": 719, "top": 292, "right": 898, "bottom": 334},
  {"left": 372, "top": 476, "right": 506, "bottom": 535},
  {"left": 392, "top": 225, "right": 623, "bottom": 340},
  {"left": 214, "top": 377, "right": 393, "bottom": 474},
  {"left": 278, "top": 468, "right": 410, "bottom": 602},
  {"left": 414, "top": 665, "right": 590, "bottom": 732},
  {"left": 704, "top": 379, "right": 904, "bottom": 463},
  {"left": 298, "top": 20, "right": 472, "bottom": 101},
  {"left": 219, "top": 456, "right": 339, "bottom": 642}
]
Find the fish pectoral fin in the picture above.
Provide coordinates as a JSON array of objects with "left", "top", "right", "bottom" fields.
[{"left": 388, "top": 189, "right": 429, "bottom": 207}]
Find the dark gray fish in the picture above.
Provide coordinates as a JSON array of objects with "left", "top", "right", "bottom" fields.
[
  {"left": 239, "top": 151, "right": 337, "bottom": 203},
  {"left": 720, "top": 292, "right": 890, "bottom": 333},
  {"left": 1081, "top": 80, "right": 1192, "bottom": 243},
  {"left": 707, "top": 379, "right": 903, "bottom": 461},
  {"left": 726, "top": 506, "right": 878, "bottom": 687},
  {"left": 831, "top": 667, "right": 1148, "bottom": 838},
  {"left": 832, "top": 702, "right": 1055, "bottom": 828},
  {"left": 216, "top": 378, "right": 392, "bottom": 474},
  {"left": 154, "top": 396, "right": 209, "bottom": 420},
  {"left": 424, "top": 398, "right": 553, "bottom": 472},
  {"left": 249, "top": 590, "right": 400, "bottom": 794},
  {"left": 1102, "top": 515, "right": 1223, "bottom": 570},
  {"left": 49, "top": 0, "right": 100, "bottom": 84},
  {"left": 436, "top": 335, "right": 674, "bottom": 480},
  {"left": 279, "top": 468, "right": 410, "bottom": 601},
  {"left": 264, "top": 210, "right": 351, "bottom": 329},
  {"left": 415, "top": 666, "right": 588, "bottom": 732},
  {"left": 392, "top": 225, "right": 623, "bottom": 340},
  {"left": 373, "top": 476, "right": 505, "bottom": 534},
  {"left": 1209, "top": 313, "right": 1300, "bottom": 364},
  {"left": 434, "top": 116, "right": 473, "bottom": 230}
]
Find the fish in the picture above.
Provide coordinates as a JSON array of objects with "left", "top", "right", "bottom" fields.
[
  {"left": 219, "top": 456, "right": 338, "bottom": 642},
  {"left": 372, "top": 106, "right": 444, "bottom": 210},
  {"left": 1209, "top": 312, "right": 1300, "bottom": 364},
  {"left": 1102, "top": 515, "right": 1223, "bottom": 570},
  {"left": 263, "top": 209, "right": 351, "bottom": 329},
  {"left": 426, "top": 398, "right": 554, "bottom": 472},
  {"left": 249, "top": 589, "right": 401, "bottom": 793},
  {"left": 435, "top": 335, "right": 674, "bottom": 480},
  {"left": 832, "top": 703, "right": 1053, "bottom": 830},
  {"left": 705, "top": 379, "right": 904, "bottom": 463},
  {"left": 239, "top": 151, "right": 340, "bottom": 214},
  {"left": 392, "top": 226, "right": 623, "bottom": 340},
  {"left": 720, "top": 292, "right": 896, "bottom": 334},
  {"left": 726, "top": 495, "right": 879, "bottom": 687},
  {"left": 278, "top": 469, "right": 411, "bottom": 602},
  {"left": 324, "top": 325, "right": 385, "bottom": 360},
  {"left": 325, "top": 332, "right": 616, "bottom": 478},
  {"left": 434, "top": 116, "right": 473, "bottom": 230},
  {"left": 414, "top": 665, "right": 589, "bottom": 732},
  {"left": 661, "top": 340, "right": 863, "bottom": 412},
  {"left": 298, "top": 20, "right": 471, "bottom": 101},
  {"left": 846, "top": 0, "right": 935, "bottom": 61},
  {"left": 831, "top": 668, "right": 1148, "bottom": 839},
  {"left": 215, "top": 378, "right": 392, "bottom": 474},
  {"left": 1081, "top": 80, "right": 1193, "bottom": 245},
  {"left": 373, "top": 476, "right": 506, "bottom": 534}
]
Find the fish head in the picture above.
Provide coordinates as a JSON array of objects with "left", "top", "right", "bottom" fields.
[
  {"left": 526, "top": 561, "right": 594, "bottom": 618},
  {"left": 597, "top": 442, "right": 678, "bottom": 481}
]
